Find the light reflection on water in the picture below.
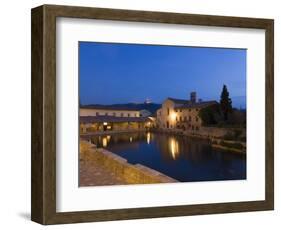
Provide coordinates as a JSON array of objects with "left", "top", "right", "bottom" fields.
[
  {"left": 169, "top": 137, "right": 179, "bottom": 160},
  {"left": 147, "top": 132, "right": 151, "bottom": 144},
  {"left": 87, "top": 132, "right": 246, "bottom": 182}
]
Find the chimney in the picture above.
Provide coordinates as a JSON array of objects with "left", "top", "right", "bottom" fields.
[{"left": 190, "top": 92, "right": 197, "bottom": 103}]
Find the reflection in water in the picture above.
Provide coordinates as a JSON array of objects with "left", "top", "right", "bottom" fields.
[
  {"left": 147, "top": 132, "right": 151, "bottom": 144},
  {"left": 169, "top": 137, "right": 179, "bottom": 160},
  {"left": 87, "top": 132, "right": 246, "bottom": 182},
  {"left": 102, "top": 137, "right": 107, "bottom": 147}
]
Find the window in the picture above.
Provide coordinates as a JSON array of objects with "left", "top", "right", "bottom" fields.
[
  {"left": 175, "top": 109, "right": 178, "bottom": 112},
  {"left": 184, "top": 116, "right": 187, "bottom": 121},
  {"left": 113, "top": 112, "right": 116, "bottom": 116},
  {"left": 176, "top": 117, "right": 178, "bottom": 122},
  {"left": 105, "top": 112, "right": 108, "bottom": 116},
  {"left": 180, "top": 109, "right": 182, "bottom": 112},
  {"left": 189, "top": 116, "right": 191, "bottom": 121},
  {"left": 128, "top": 113, "right": 130, "bottom": 117},
  {"left": 196, "top": 116, "right": 199, "bottom": 122},
  {"left": 196, "top": 126, "right": 199, "bottom": 130},
  {"left": 96, "top": 112, "right": 99, "bottom": 116},
  {"left": 189, "top": 109, "right": 191, "bottom": 112},
  {"left": 180, "top": 116, "right": 182, "bottom": 122},
  {"left": 167, "top": 108, "right": 170, "bottom": 115},
  {"left": 196, "top": 108, "right": 199, "bottom": 112},
  {"left": 121, "top": 113, "right": 124, "bottom": 117}
]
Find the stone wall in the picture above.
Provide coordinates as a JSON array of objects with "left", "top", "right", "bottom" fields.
[
  {"left": 80, "top": 140, "right": 177, "bottom": 184},
  {"left": 184, "top": 126, "right": 246, "bottom": 139},
  {"left": 185, "top": 127, "right": 230, "bottom": 138}
]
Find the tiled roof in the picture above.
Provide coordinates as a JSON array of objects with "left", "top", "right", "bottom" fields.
[
  {"left": 175, "top": 100, "right": 218, "bottom": 109},
  {"left": 80, "top": 116, "right": 151, "bottom": 124},
  {"left": 81, "top": 105, "right": 141, "bottom": 111},
  {"left": 167, "top": 97, "right": 190, "bottom": 104}
]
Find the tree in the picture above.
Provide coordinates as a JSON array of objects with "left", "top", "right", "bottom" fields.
[
  {"left": 220, "top": 84, "right": 232, "bottom": 121},
  {"left": 198, "top": 103, "right": 222, "bottom": 126}
]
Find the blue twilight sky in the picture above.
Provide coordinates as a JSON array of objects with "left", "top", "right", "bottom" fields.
[{"left": 79, "top": 42, "right": 246, "bottom": 109}]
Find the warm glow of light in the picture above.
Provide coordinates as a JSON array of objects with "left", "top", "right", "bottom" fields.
[
  {"left": 170, "top": 112, "right": 177, "bottom": 122},
  {"left": 102, "top": 137, "right": 107, "bottom": 147},
  {"left": 129, "top": 137, "right": 133, "bottom": 142},
  {"left": 106, "top": 135, "right": 111, "bottom": 141},
  {"left": 103, "top": 122, "right": 108, "bottom": 125},
  {"left": 147, "top": 132, "right": 151, "bottom": 144},
  {"left": 169, "top": 137, "right": 179, "bottom": 160}
]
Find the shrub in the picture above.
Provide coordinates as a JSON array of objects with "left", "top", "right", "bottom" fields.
[
  {"left": 223, "top": 131, "right": 235, "bottom": 140},
  {"left": 220, "top": 141, "right": 243, "bottom": 150},
  {"left": 212, "top": 140, "right": 218, "bottom": 145},
  {"left": 198, "top": 104, "right": 222, "bottom": 125}
]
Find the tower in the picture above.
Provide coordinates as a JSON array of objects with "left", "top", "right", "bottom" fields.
[{"left": 190, "top": 92, "right": 197, "bottom": 103}]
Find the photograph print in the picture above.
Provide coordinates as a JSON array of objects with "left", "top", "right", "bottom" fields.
[{"left": 79, "top": 42, "right": 246, "bottom": 187}]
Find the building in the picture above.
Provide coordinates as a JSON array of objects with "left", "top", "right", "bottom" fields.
[
  {"left": 80, "top": 105, "right": 152, "bottom": 133},
  {"left": 156, "top": 92, "right": 217, "bottom": 131}
]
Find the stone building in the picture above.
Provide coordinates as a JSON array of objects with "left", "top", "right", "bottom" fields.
[
  {"left": 156, "top": 92, "right": 217, "bottom": 131},
  {"left": 80, "top": 105, "right": 152, "bottom": 133}
]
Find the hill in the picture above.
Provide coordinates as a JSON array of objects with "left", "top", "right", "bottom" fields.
[{"left": 82, "top": 103, "right": 162, "bottom": 115}]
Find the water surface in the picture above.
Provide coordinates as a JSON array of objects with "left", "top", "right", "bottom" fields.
[{"left": 88, "top": 132, "right": 246, "bottom": 182}]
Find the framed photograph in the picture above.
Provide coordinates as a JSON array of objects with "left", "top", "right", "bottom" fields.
[{"left": 31, "top": 4, "right": 274, "bottom": 224}]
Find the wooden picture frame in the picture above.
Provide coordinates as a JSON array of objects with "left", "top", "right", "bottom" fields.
[{"left": 31, "top": 4, "right": 274, "bottom": 225}]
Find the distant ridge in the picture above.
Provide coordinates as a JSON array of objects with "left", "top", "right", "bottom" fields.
[{"left": 82, "top": 103, "right": 161, "bottom": 115}]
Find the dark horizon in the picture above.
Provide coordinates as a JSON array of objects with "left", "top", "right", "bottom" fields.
[{"left": 79, "top": 42, "right": 246, "bottom": 109}]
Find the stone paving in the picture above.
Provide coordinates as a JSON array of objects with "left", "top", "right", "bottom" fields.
[{"left": 79, "top": 158, "right": 127, "bottom": 186}]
